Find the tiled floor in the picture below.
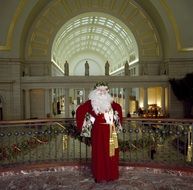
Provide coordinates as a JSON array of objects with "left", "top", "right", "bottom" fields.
[{"left": 1, "top": 163, "right": 193, "bottom": 190}]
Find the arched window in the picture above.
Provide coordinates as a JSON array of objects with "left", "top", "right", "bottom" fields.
[{"left": 51, "top": 12, "right": 138, "bottom": 76}]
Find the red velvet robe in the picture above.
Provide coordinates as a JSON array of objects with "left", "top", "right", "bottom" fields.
[{"left": 76, "top": 100, "right": 122, "bottom": 182}]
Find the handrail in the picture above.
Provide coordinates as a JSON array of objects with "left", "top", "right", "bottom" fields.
[
  {"left": 1, "top": 117, "right": 193, "bottom": 125},
  {"left": 0, "top": 117, "right": 192, "bottom": 169}
]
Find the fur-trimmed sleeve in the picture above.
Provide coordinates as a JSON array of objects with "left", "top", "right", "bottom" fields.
[
  {"left": 75, "top": 100, "right": 91, "bottom": 132},
  {"left": 112, "top": 101, "right": 123, "bottom": 124}
]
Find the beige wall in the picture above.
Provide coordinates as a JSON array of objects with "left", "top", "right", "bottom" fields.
[
  {"left": 0, "top": 61, "right": 22, "bottom": 120},
  {"left": 0, "top": 1, "right": 193, "bottom": 120}
]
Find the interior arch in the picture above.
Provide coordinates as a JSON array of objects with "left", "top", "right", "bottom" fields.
[
  {"left": 24, "top": 0, "right": 162, "bottom": 72},
  {"left": 51, "top": 12, "right": 138, "bottom": 75}
]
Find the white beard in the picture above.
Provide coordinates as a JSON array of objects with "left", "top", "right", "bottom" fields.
[{"left": 89, "top": 89, "right": 113, "bottom": 114}]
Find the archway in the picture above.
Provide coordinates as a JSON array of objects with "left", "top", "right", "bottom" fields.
[
  {"left": 51, "top": 12, "right": 138, "bottom": 75},
  {"left": 24, "top": 0, "right": 162, "bottom": 66}
]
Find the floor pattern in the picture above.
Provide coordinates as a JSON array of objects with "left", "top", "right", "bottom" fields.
[{"left": 0, "top": 164, "right": 193, "bottom": 190}]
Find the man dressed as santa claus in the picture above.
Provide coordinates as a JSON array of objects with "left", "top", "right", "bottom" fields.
[{"left": 76, "top": 81, "right": 122, "bottom": 183}]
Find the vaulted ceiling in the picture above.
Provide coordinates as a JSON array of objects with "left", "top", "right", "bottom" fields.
[
  {"left": 24, "top": 0, "right": 161, "bottom": 74},
  {"left": 0, "top": 0, "right": 192, "bottom": 75},
  {"left": 52, "top": 12, "right": 138, "bottom": 74}
]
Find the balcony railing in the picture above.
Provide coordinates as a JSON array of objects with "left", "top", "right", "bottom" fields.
[{"left": 0, "top": 118, "right": 193, "bottom": 169}]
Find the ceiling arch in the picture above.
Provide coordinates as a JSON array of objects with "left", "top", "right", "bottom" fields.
[
  {"left": 24, "top": 0, "right": 162, "bottom": 74},
  {"left": 52, "top": 12, "right": 136, "bottom": 74}
]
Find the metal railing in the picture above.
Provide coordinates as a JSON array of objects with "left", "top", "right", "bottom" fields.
[{"left": 0, "top": 118, "right": 193, "bottom": 169}]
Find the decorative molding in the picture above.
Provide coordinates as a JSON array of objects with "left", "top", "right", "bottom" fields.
[
  {"left": 26, "top": 0, "right": 160, "bottom": 61},
  {"left": 166, "top": 58, "right": 193, "bottom": 62},
  {"left": 161, "top": 0, "right": 193, "bottom": 52},
  {"left": 0, "top": 58, "right": 22, "bottom": 64},
  {"left": 0, "top": 80, "right": 15, "bottom": 84},
  {"left": 0, "top": 0, "right": 27, "bottom": 51}
]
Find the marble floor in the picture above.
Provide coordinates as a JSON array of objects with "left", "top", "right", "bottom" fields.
[{"left": 1, "top": 163, "right": 193, "bottom": 190}]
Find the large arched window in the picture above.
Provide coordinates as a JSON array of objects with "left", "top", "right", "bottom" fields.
[{"left": 52, "top": 12, "right": 138, "bottom": 75}]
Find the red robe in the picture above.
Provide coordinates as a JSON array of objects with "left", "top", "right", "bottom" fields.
[{"left": 76, "top": 100, "right": 122, "bottom": 182}]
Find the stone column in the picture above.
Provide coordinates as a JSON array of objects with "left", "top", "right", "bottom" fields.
[
  {"left": 115, "top": 88, "right": 118, "bottom": 102},
  {"left": 65, "top": 88, "right": 70, "bottom": 117},
  {"left": 124, "top": 88, "right": 129, "bottom": 116},
  {"left": 143, "top": 87, "right": 148, "bottom": 111},
  {"left": 25, "top": 89, "right": 30, "bottom": 119},
  {"left": 112, "top": 88, "right": 115, "bottom": 98},
  {"left": 161, "top": 86, "right": 166, "bottom": 115},
  {"left": 45, "top": 89, "right": 51, "bottom": 117},
  {"left": 84, "top": 88, "right": 90, "bottom": 101}
]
